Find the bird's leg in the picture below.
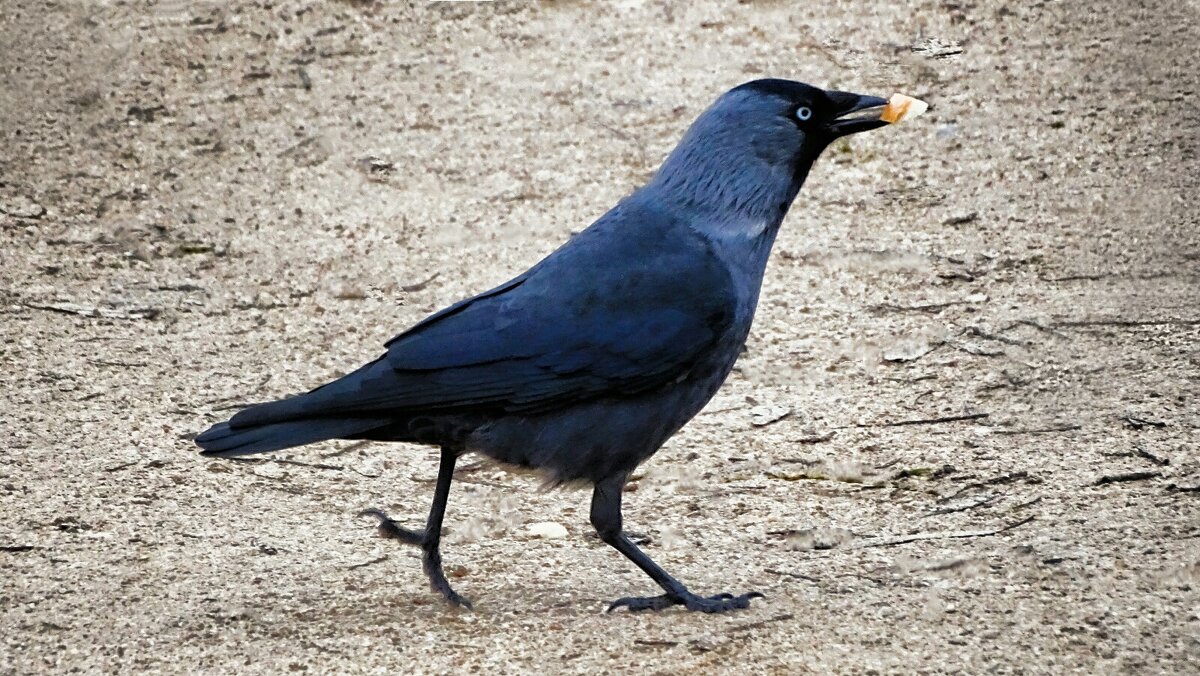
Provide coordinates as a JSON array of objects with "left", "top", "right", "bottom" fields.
[
  {"left": 591, "top": 475, "right": 762, "bottom": 614},
  {"left": 361, "top": 446, "right": 472, "bottom": 609}
]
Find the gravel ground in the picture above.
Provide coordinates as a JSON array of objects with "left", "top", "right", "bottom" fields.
[{"left": 2, "top": 1, "right": 1198, "bottom": 673}]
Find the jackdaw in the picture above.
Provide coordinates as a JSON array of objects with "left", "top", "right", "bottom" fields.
[{"left": 197, "top": 79, "right": 907, "bottom": 613}]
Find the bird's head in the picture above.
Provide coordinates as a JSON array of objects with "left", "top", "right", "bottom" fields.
[{"left": 650, "top": 79, "right": 893, "bottom": 224}]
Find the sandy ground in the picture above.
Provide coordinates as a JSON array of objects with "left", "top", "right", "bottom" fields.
[{"left": 2, "top": 0, "right": 1199, "bottom": 673}]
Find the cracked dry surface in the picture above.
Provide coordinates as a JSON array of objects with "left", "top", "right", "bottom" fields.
[{"left": 2, "top": 1, "right": 1198, "bottom": 674}]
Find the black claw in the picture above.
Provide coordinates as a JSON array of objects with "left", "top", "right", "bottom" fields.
[{"left": 442, "top": 588, "right": 474, "bottom": 611}]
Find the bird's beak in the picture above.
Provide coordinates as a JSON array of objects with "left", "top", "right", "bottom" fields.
[{"left": 824, "top": 91, "right": 890, "bottom": 137}]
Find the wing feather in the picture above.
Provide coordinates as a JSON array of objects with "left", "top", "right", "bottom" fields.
[{"left": 229, "top": 200, "right": 736, "bottom": 428}]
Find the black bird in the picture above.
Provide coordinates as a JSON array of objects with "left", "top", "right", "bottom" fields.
[{"left": 197, "top": 79, "right": 907, "bottom": 613}]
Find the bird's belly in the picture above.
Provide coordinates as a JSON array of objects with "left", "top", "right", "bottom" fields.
[{"left": 466, "top": 343, "right": 742, "bottom": 484}]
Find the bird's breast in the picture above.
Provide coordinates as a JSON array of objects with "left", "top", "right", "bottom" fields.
[{"left": 699, "top": 222, "right": 780, "bottom": 323}]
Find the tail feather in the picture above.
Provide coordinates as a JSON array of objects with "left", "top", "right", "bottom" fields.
[
  {"left": 227, "top": 359, "right": 389, "bottom": 429},
  {"left": 195, "top": 417, "right": 389, "bottom": 457},
  {"left": 227, "top": 392, "right": 322, "bottom": 429}
]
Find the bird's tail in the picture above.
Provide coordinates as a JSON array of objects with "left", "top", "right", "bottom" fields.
[
  {"left": 196, "top": 358, "right": 395, "bottom": 457},
  {"left": 195, "top": 417, "right": 389, "bottom": 458}
]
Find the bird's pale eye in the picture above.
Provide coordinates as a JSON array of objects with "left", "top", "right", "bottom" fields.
[{"left": 795, "top": 106, "right": 813, "bottom": 121}]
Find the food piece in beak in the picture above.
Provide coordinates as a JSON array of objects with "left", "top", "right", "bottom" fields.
[{"left": 880, "top": 93, "right": 929, "bottom": 124}]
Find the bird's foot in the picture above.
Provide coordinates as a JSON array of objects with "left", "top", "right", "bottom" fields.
[
  {"left": 359, "top": 509, "right": 473, "bottom": 610},
  {"left": 607, "top": 590, "right": 763, "bottom": 614},
  {"left": 423, "top": 556, "right": 473, "bottom": 610}
]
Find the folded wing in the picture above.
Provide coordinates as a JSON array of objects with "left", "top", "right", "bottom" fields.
[{"left": 229, "top": 211, "right": 735, "bottom": 429}]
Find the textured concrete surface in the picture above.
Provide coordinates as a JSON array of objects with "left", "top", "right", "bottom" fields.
[{"left": 2, "top": 1, "right": 1198, "bottom": 673}]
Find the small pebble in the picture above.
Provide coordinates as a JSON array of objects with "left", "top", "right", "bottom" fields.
[{"left": 526, "top": 522, "right": 568, "bottom": 539}]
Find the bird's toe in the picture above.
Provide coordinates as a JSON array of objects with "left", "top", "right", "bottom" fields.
[
  {"left": 426, "top": 565, "right": 473, "bottom": 610},
  {"left": 442, "top": 588, "right": 474, "bottom": 611},
  {"left": 685, "top": 591, "right": 763, "bottom": 613},
  {"left": 606, "top": 593, "right": 682, "bottom": 613},
  {"left": 607, "top": 589, "right": 761, "bottom": 614},
  {"left": 360, "top": 508, "right": 425, "bottom": 545}
]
